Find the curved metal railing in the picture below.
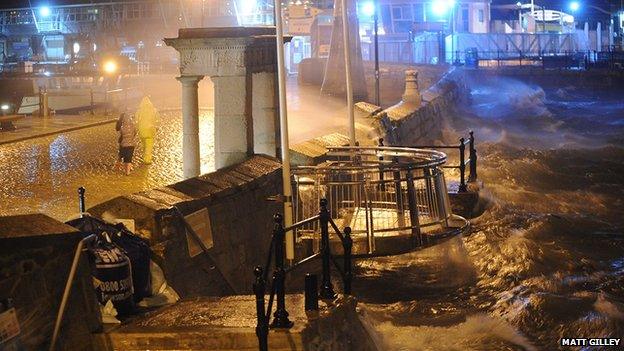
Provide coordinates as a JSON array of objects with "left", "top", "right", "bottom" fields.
[{"left": 292, "top": 146, "right": 468, "bottom": 257}]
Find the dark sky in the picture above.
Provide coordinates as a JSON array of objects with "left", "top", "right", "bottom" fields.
[{"left": 0, "top": 0, "right": 622, "bottom": 14}]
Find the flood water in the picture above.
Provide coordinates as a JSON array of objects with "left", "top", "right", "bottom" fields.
[{"left": 357, "top": 75, "right": 624, "bottom": 350}]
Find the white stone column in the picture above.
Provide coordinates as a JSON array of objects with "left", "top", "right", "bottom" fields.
[
  {"left": 177, "top": 75, "right": 203, "bottom": 179},
  {"left": 252, "top": 72, "right": 278, "bottom": 157},
  {"left": 212, "top": 75, "right": 252, "bottom": 169}
]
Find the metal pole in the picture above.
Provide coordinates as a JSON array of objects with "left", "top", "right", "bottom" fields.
[
  {"left": 469, "top": 131, "right": 477, "bottom": 182},
  {"left": 78, "top": 186, "right": 86, "bottom": 216},
  {"left": 459, "top": 137, "right": 467, "bottom": 192},
  {"left": 319, "top": 199, "right": 335, "bottom": 299},
  {"left": 304, "top": 274, "right": 319, "bottom": 311},
  {"left": 270, "top": 214, "right": 293, "bottom": 328},
  {"left": 373, "top": 0, "right": 380, "bottom": 106},
  {"left": 253, "top": 266, "right": 268, "bottom": 351},
  {"left": 49, "top": 234, "right": 96, "bottom": 351},
  {"left": 273, "top": 0, "right": 295, "bottom": 260},
  {"left": 340, "top": 0, "right": 356, "bottom": 145},
  {"left": 343, "top": 227, "right": 353, "bottom": 295}
]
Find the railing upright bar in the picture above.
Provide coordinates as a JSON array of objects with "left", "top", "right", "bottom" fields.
[
  {"left": 253, "top": 266, "right": 269, "bottom": 351},
  {"left": 469, "top": 131, "right": 477, "bottom": 182},
  {"left": 319, "top": 199, "right": 336, "bottom": 299},
  {"left": 269, "top": 214, "right": 293, "bottom": 328},
  {"left": 392, "top": 156, "right": 406, "bottom": 227},
  {"left": 343, "top": 227, "right": 353, "bottom": 295},
  {"left": 458, "top": 137, "right": 467, "bottom": 192},
  {"left": 405, "top": 169, "right": 422, "bottom": 247},
  {"left": 378, "top": 138, "right": 385, "bottom": 191}
]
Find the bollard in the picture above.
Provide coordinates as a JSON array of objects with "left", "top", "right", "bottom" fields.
[
  {"left": 469, "top": 131, "right": 477, "bottom": 182},
  {"left": 270, "top": 214, "right": 293, "bottom": 328},
  {"left": 42, "top": 90, "right": 49, "bottom": 118},
  {"left": 318, "top": 199, "right": 335, "bottom": 299},
  {"left": 90, "top": 88, "right": 94, "bottom": 115},
  {"left": 253, "top": 266, "right": 268, "bottom": 351},
  {"left": 78, "top": 187, "right": 86, "bottom": 216},
  {"left": 304, "top": 274, "right": 319, "bottom": 311},
  {"left": 343, "top": 227, "right": 353, "bottom": 295},
  {"left": 458, "top": 138, "right": 467, "bottom": 192}
]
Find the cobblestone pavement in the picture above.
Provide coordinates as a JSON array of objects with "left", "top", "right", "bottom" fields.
[{"left": 0, "top": 110, "right": 214, "bottom": 221}]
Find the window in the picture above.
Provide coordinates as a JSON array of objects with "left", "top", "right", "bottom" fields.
[
  {"left": 478, "top": 9, "right": 484, "bottom": 23},
  {"left": 413, "top": 3, "right": 424, "bottom": 22}
]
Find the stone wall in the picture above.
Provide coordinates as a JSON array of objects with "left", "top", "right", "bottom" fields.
[
  {"left": 0, "top": 214, "right": 101, "bottom": 351},
  {"left": 88, "top": 155, "right": 282, "bottom": 297},
  {"left": 372, "top": 68, "right": 469, "bottom": 146}
]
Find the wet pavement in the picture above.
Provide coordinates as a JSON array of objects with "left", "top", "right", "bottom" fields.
[
  {"left": 0, "top": 113, "right": 117, "bottom": 145},
  {"left": 0, "top": 110, "right": 214, "bottom": 221}
]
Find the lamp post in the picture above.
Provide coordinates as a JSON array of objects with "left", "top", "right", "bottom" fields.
[{"left": 373, "top": 1, "right": 380, "bottom": 106}]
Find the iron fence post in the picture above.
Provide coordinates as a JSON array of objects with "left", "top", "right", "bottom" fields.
[
  {"left": 270, "top": 214, "right": 293, "bottom": 328},
  {"left": 253, "top": 266, "right": 269, "bottom": 351},
  {"left": 78, "top": 187, "right": 86, "bottom": 215},
  {"left": 405, "top": 170, "right": 421, "bottom": 247},
  {"left": 304, "top": 274, "right": 318, "bottom": 311},
  {"left": 392, "top": 156, "right": 405, "bottom": 227},
  {"left": 458, "top": 138, "right": 467, "bottom": 192},
  {"left": 378, "top": 138, "right": 385, "bottom": 191},
  {"left": 319, "top": 199, "right": 335, "bottom": 299},
  {"left": 343, "top": 227, "right": 353, "bottom": 295},
  {"left": 468, "top": 131, "right": 477, "bottom": 182}
]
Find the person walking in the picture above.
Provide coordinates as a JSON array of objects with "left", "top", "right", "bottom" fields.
[
  {"left": 135, "top": 96, "right": 159, "bottom": 164},
  {"left": 115, "top": 112, "right": 137, "bottom": 175}
]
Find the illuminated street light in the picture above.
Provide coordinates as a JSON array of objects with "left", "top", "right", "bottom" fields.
[
  {"left": 432, "top": 0, "right": 456, "bottom": 17},
  {"left": 39, "top": 6, "right": 51, "bottom": 17},
  {"left": 1, "top": 104, "right": 9, "bottom": 111},
  {"left": 361, "top": 2, "right": 375, "bottom": 17},
  {"left": 103, "top": 60, "right": 118, "bottom": 74},
  {"left": 73, "top": 42, "right": 80, "bottom": 55},
  {"left": 569, "top": 1, "right": 580, "bottom": 12}
]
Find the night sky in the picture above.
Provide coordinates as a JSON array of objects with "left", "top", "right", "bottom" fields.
[{"left": 0, "top": 0, "right": 621, "bottom": 22}]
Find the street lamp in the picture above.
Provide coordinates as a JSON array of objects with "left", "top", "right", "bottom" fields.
[
  {"left": 102, "top": 60, "right": 118, "bottom": 74},
  {"left": 39, "top": 6, "right": 51, "bottom": 17},
  {"left": 569, "top": 2, "right": 580, "bottom": 12}
]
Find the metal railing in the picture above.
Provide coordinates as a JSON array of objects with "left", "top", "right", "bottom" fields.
[
  {"left": 253, "top": 200, "right": 352, "bottom": 351},
  {"left": 394, "top": 131, "right": 477, "bottom": 192},
  {"left": 291, "top": 145, "right": 469, "bottom": 258}
]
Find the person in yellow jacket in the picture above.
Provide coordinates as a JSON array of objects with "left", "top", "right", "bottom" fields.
[{"left": 135, "top": 96, "right": 159, "bottom": 164}]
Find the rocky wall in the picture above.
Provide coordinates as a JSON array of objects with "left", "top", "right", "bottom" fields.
[
  {"left": 0, "top": 214, "right": 101, "bottom": 351},
  {"left": 88, "top": 155, "right": 282, "bottom": 297}
]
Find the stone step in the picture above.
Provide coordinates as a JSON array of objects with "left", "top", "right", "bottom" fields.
[{"left": 93, "top": 294, "right": 379, "bottom": 351}]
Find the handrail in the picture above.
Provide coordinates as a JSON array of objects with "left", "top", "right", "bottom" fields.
[{"left": 253, "top": 199, "right": 352, "bottom": 351}]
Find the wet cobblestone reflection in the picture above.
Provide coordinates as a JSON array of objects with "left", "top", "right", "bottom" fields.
[{"left": 0, "top": 110, "right": 214, "bottom": 220}]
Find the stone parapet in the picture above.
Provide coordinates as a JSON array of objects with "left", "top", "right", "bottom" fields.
[
  {"left": 88, "top": 155, "right": 282, "bottom": 297},
  {"left": 290, "top": 132, "right": 351, "bottom": 166},
  {"left": 372, "top": 67, "right": 469, "bottom": 145}
]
